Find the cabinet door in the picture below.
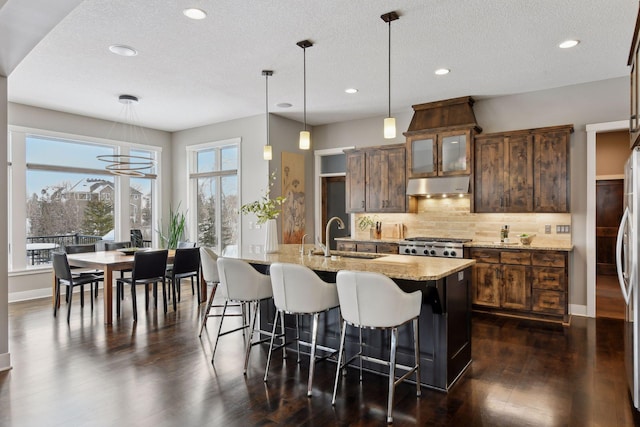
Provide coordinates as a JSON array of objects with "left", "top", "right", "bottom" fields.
[
  {"left": 406, "top": 134, "right": 437, "bottom": 178},
  {"left": 439, "top": 130, "right": 471, "bottom": 176},
  {"left": 533, "top": 130, "right": 570, "bottom": 212},
  {"left": 345, "top": 151, "right": 366, "bottom": 213},
  {"left": 473, "top": 262, "right": 501, "bottom": 307},
  {"left": 383, "top": 147, "right": 406, "bottom": 212},
  {"left": 505, "top": 135, "right": 533, "bottom": 212},
  {"left": 366, "top": 150, "right": 385, "bottom": 212},
  {"left": 474, "top": 135, "right": 505, "bottom": 213},
  {"left": 500, "top": 265, "right": 531, "bottom": 310}
]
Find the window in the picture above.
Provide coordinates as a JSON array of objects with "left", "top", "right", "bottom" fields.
[
  {"left": 189, "top": 140, "right": 239, "bottom": 256},
  {"left": 129, "top": 149, "right": 156, "bottom": 244},
  {"left": 10, "top": 131, "right": 161, "bottom": 270}
]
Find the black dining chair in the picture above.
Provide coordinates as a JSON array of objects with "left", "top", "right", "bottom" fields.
[
  {"left": 165, "top": 247, "right": 201, "bottom": 307},
  {"left": 52, "top": 252, "right": 103, "bottom": 323},
  {"left": 65, "top": 243, "right": 102, "bottom": 299},
  {"left": 116, "top": 250, "right": 168, "bottom": 322},
  {"left": 104, "top": 241, "right": 131, "bottom": 251},
  {"left": 130, "top": 229, "right": 144, "bottom": 248}
]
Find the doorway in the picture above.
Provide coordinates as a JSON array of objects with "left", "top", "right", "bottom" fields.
[
  {"left": 596, "top": 179, "right": 624, "bottom": 319},
  {"left": 321, "top": 176, "right": 350, "bottom": 249}
]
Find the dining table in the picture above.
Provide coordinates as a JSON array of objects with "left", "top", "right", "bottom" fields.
[{"left": 56, "top": 249, "right": 187, "bottom": 325}]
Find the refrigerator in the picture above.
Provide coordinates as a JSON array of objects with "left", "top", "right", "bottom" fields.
[{"left": 617, "top": 147, "right": 640, "bottom": 410}]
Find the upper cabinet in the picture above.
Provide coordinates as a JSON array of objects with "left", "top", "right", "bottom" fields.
[
  {"left": 404, "top": 97, "right": 481, "bottom": 179},
  {"left": 345, "top": 144, "right": 406, "bottom": 213},
  {"left": 406, "top": 130, "right": 472, "bottom": 178},
  {"left": 474, "top": 125, "right": 573, "bottom": 213},
  {"left": 629, "top": 6, "right": 640, "bottom": 147}
]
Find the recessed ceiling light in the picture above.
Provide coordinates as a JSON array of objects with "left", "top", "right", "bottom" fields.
[
  {"left": 276, "top": 103, "right": 292, "bottom": 108},
  {"left": 345, "top": 88, "right": 358, "bottom": 94},
  {"left": 435, "top": 68, "right": 450, "bottom": 75},
  {"left": 559, "top": 39, "right": 579, "bottom": 49},
  {"left": 183, "top": 8, "right": 207, "bottom": 20},
  {"left": 108, "top": 45, "right": 137, "bottom": 57}
]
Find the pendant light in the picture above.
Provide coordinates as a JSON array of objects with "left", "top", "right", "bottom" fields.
[
  {"left": 381, "top": 11, "right": 399, "bottom": 139},
  {"left": 262, "top": 70, "right": 273, "bottom": 161},
  {"left": 97, "top": 94, "right": 157, "bottom": 177},
  {"left": 297, "top": 40, "right": 313, "bottom": 150}
]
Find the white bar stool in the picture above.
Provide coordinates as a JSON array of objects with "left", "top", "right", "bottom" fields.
[
  {"left": 264, "top": 262, "right": 340, "bottom": 397},
  {"left": 332, "top": 270, "right": 422, "bottom": 424},
  {"left": 214, "top": 257, "right": 273, "bottom": 374}
]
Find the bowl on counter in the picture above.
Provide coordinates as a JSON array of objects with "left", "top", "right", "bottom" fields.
[{"left": 518, "top": 233, "right": 536, "bottom": 245}]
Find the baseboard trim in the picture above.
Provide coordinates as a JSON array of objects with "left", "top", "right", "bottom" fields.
[
  {"left": 0, "top": 352, "right": 12, "bottom": 372},
  {"left": 9, "top": 288, "right": 52, "bottom": 303},
  {"left": 570, "top": 304, "right": 589, "bottom": 317}
]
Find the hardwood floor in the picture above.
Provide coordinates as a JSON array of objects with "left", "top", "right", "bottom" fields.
[
  {"left": 1, "top": 284, "right": 639, "bottom": 426},
  {"left": 597, "top": 274, "right": 626, "bottom": 320}
]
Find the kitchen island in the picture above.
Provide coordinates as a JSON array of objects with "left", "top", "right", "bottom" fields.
[{"left": 232, "top": 244, "right": 475, "bottom": 391}]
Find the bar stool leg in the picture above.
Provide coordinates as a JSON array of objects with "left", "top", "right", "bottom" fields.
[
  {"left": 413, "top": 318, "right": 421, "bottom": 397},
  {"left": 243, "top": 301, "right": 260, "bottom": 375},
  {"left": 295, "top": 314, "right": 301, "bottom": 363},
  {"left": 199, "top": 283, "right": 217, "bottom": 337},
  {"left": 359, "top": 328, "right": 363, "bottom": 381},
  {"left": 387, "top": 327, "right": 398, "bottom": 424},
  {"left": 264, "top": 309, "right": 280, "bottom": 382},
  {"left": 212, "top": 301, "right": 228, "bottom": 362},
  {"left": 307, "top": 312, "right": 319, "bottom": 397},
  {"left": 280, "top": 311, "right": 287, "bottom": 359},
  {"left": 332, "top": 320, "right": 348, "bottom": 406}
]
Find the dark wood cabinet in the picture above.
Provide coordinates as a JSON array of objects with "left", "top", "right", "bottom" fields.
[
  {"left": 474, "top": 125, "right": 572, "bottom": 213},
  {"left": 471, "top": 247, "right": 569, "bottom": 323},
  {"left": 345, "top": 144, "right": 405, "bottom": 213},
  {"left": 336, "top": 240, "right": 399, "bottom": 254}
]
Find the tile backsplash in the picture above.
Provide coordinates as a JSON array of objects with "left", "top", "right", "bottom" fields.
[{"left": 352, "top": 197, "right": 572, "bottom": 245}]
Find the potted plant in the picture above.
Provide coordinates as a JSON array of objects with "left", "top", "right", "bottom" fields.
[
  {"left": 158, "top": 203, "right": 187, "bottom": 249},
  {"left": 240, "top": 171, "right": 286, "bottom": 253},
  {"left": 356, "top": 214, "right": 380, "bottom": 239}
]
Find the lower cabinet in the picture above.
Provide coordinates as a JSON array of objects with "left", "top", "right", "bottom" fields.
[
  {"left": 336, "top": 241, "right": 399, "bottom": 254},
  {"left": 471, "top": 247, "right": 569, "bottom": 323}
]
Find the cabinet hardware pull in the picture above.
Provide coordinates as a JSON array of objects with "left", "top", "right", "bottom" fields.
[
  {"left": 361, "top": 200, "right": 365, "bottom": 208},
  {"left": 500, "top": 196, "right": 504, "bottom": 207}
]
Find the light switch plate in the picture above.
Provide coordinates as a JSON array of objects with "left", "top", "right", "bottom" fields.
[{"left": 545, "top": 225, "right": 551, "bottom": 234}]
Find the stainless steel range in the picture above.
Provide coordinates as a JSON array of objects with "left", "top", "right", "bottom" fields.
[{"left": 399, "top": 237, "right": 471, "bottom": 258}]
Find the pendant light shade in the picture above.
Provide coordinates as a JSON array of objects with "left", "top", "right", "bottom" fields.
[
  {"left": 381, "top": 11, "right": 399, "bottom": 140},
  {"left": 262, "top": 70, "right": 273, "bottom": 160},
  {"left": 297, "top": 40, "right": 313, "bottom": 150}
]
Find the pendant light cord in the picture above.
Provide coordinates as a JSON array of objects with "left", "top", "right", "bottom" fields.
[
  {"left": 265, "top": 72, "right": 270, "bottom": 145},
  {"left": 303, "top": 46, "right": 307, "bottom": 131},
  {"left": 388, "top": 19, "right": 391, "bottom": 119}
]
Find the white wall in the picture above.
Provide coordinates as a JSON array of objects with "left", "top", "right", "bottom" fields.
[
  {"left": 1, "top": 75, "right": 9, "bottom": 371},
  {"left": 312, "top": 77, "right": 629, "bottom": 309}
]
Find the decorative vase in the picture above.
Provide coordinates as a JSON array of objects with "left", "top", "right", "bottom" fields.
[{"left": 264, "top": 219, "right": 279, "bottom": 253}]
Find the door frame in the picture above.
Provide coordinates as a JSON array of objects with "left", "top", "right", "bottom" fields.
[
  {"left": 314, "top": 147, "right": 354, "bottom": 243},
  {"left": 586, "top": 119, "right": 628, "bottom": 317}
]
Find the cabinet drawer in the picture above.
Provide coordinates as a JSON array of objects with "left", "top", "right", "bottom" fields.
[
  {"left": 471, "top": 249, "right": 500, "bottom": 263},
  {"left": 500, "top": 251, "right": 531, "bottom": 265},
  {"left": 376, "top": 243, "right": 399, "bottom": 254},
  {"left": 532, "top": 252, "right": 566, "bottom": 268},
  {"left": 531, "top": 267, "right": 566, "bottom": 291},
  {"left": 357, "top": 243, "right": 377, "bottom": 253},
  {"left": 337, "top": 242, "right": 356, "bottom": 252},
  {"left": 532, "top": 290, "right": 565, "bottom": 315}
]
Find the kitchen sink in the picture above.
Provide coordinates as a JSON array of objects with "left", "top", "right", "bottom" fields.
[{"left": 310, "top": 250, "right": 384, "bottom": 260}]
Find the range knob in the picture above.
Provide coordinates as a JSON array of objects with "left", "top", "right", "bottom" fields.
[
  {"left": 423, "top": 249, "right": 429, "bottom": 255},
  {"left": 411, "top": 248, "right": 417, "bottom": 254},
  {"left": 450, "top": 251, "right": 457, "bottom": 257},
  {"left": 404, "top": 248, "right": 411, "bottom": 254},
  {"left": 430, "top": 250, "right": 436, "bottom": 255},
  {"left": 443, "top": 250, "right": 449, "bottom": 256}
]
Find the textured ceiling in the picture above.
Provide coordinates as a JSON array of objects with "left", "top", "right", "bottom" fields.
[{"left": 5, "top": 0, "right": 638, "bottom": 132}]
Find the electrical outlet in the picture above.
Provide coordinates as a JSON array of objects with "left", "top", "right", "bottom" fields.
[
  {"left": 545, "top": 225, "right": 551, "bottom": 234},
  {"left": 556, "top": 225, "right": 571, "bottom": 234}
]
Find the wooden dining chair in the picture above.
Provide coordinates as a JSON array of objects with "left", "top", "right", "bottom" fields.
[{"left": 116, "top": 250, "right": 169, "bottom": 322}]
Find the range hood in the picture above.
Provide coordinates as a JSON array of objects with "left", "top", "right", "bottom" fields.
[{"left": 406, "top": 176, "right": 470, "bottom": 196}]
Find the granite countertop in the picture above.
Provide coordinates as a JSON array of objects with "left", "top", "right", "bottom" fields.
[
  {"left": 234, "top": 244, "right": 475, "bottom": 281},
  {"left": 335, "top": 237, "right": 573, "bottom": 252}
]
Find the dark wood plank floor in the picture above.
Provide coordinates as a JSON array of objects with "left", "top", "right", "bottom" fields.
[
  {"left": 1, "top": 284, "right": 639, "bottom": 426},
  {"left": 597, "top": 274, "right": 626, "bottom": 320}
]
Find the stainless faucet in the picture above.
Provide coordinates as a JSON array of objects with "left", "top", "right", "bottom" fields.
[
  {"left": 324, "top": 216, "right": 345, "bottom": 257},
  {"left": 300, "top": 233, "right": 309, "bottom": 254}
]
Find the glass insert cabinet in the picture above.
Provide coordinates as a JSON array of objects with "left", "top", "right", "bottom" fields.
[{"left": 405, "top": 129, "right": 472, "bottom": 178}]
